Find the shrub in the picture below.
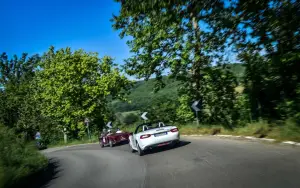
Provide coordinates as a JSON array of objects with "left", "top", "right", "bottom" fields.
[
  {"left": 211, "top": 128, "right": 221, "bottom": 135},
  {"left": 123, "top": 113, "right": 139, "bottom": 125},
  {"left": 270, "top": 119, "right": 300, "bottom": 142},
  {"left": 0, "top": 125, "right": 48, "bottom": 188}
]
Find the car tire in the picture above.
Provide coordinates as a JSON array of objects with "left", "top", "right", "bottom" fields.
[
  {"left": 100, "top": 140, "right": 104, "bottom": 148},
  {"left": 137, "top": 142, "right": 144, "bottom": 156},
  {"left": 129, "top": 143, "right": 135, "bottom": 153},
  {"left": 109, "top": 140, "right": 113, "bottom": 147}
]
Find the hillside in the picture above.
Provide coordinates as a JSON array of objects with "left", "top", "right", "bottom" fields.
[
  {"left": 112, "top": 63, "right": 245, "bottom": 112},
  {"left": 112, "top": 77, "right": 180, "bottom": 112}
]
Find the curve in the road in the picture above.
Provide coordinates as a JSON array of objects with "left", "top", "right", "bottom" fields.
[{"left": 35, "top": 136, "right": 300, "bottom": 188}]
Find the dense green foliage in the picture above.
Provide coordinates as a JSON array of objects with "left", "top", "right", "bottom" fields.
[
  {"left": 36, "top": 47, "right": 131, "bottom": 139},
  {"left": 0, "top": 47, "right": 131, "bottom": 143},
  {"left": 112, "top": 76, "right": 179, "bottom": 112},
  {"left": 1, "top": 0, "right": 300, "bottom": 184},
  {"left": 122, "top": 113, "right": 140, "bottom": 125},
  {"left": 0, "top": 53, "right": 42, "bottom": 139},
  {"left": 0, "top": 125, "right": 48, "bottom": 188},
  {"left": 113, "top": 0, "right": 300, "bottom": 129},
  {"left": 112, "top": 0, "right": 244, "bottom": 126},
  {"left": 0, "top": 47, "right": 131, "bottom": 186},
  {"left": 112, "top": 63, "right": 244, "bottom": 113}
]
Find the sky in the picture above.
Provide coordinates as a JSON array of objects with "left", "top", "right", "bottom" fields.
[{"left": 0, "top": 0, "right": 130, "bottom": 65}]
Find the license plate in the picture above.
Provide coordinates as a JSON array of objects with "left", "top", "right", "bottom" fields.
[{"left": 154, "top": 132, "right": 167, "bottom": 137}]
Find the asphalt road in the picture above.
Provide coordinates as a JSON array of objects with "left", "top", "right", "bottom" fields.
[{"left": 37, "top": 136, "right": 300, "bottom": 188}]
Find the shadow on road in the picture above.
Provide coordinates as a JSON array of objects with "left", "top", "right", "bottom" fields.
[
  {"left": 144, "top": 140, "right": 191, "bottom": 156},
  {"left": 97, "top": 139, "right": 129, "bottom": 148},
  {"left": 11, "top": 158, "right": 61, "bottom": 188},
  {"left": 114, "top": 140, "right": 129, "bottom": 147}
]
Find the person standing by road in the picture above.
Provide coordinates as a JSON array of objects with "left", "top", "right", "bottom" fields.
[
  {"left": 35, "top": 130, "right": 42, "bottom": 149},
  {"left": 35, "top": 131, "right": 41, "bottom": 140}
]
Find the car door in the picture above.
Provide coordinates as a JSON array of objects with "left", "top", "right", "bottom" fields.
[
  {"left": 132, "top": 133, "right": 137, "bottom": 148},
  {"left": 132, "top": 125, "right": 144, "bottom": 148}
]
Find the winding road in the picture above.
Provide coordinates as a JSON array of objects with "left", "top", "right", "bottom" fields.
[{"left": 38, "top": 136, "right": 300, "bottom": 188}]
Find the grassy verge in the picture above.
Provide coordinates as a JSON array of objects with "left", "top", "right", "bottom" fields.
[
  {"left": 120, "top": 120, "right": 300, "bottom": 143},
  {"left": 178, "top": 120, "right": 300, "bottom": 142},
  {"left": 0, "top": 126, "right": 48, "bottom": 188},
  {"left": 48, "top": 136, "right": 98, "bottom": 148}
]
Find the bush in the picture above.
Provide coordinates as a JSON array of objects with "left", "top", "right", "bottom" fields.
[
  {"left": 211, "top": 128, "right": 221, "bottom": 135},
  {"left": 0, "top": 125, "right": 48, "bottom": 188},
  {"left": 123, "top": 113, "right": 139, "bottom": 125},
  {"left": 268, "top": 119, "right": 300, "bottom": 142}
]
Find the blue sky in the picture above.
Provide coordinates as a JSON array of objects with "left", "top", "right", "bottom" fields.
[{"left": 0, "top": 0, "right": 130, "bottom": 65}]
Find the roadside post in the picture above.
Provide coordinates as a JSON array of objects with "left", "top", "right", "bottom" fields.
[
  {"left": 191, "top": 100, "right": 200, "bottom": 125},
  {"left": 84, "top": 118, "right": 91, "bottom": 140},
  {"left": 141, "top": 112, "right": 148, "bottom": 123},
  {"left": 63, "top": 127, "right": 68, "bottom": 143}
]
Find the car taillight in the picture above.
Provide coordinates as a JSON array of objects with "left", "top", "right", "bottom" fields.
[
  {"left": 140, "top": 134, "right": 151, "bottom": 139},
  {"left": 170, "top": 128, "right": 178, "bottom": 132}
]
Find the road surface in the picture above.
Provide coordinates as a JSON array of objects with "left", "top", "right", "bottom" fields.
[{"left": 36, "top": 136, "right": 300, "bottom": 188}]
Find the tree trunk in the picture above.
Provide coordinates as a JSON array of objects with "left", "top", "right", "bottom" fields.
[{"left": 191, "top": 13, "right": 202, "bottom": 100}]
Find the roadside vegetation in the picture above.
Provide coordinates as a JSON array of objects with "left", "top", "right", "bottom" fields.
[
  {"left": 0, "top": 125, "right": 48, "bottom": 188},
  {"left": 0, "top": 0, "right": 300, "bottom": 186},
  {"left": 47, "top": 136, "right": 98, "bottom": 148},
  {"left": 177, "top": 121, "right": 300, "bottom": 142},
  {"left": 112, "top": 0, "right": 300, "bottom": 142},
  {"left": 119, "top": 120, "right": 300, "bottom": 143}
]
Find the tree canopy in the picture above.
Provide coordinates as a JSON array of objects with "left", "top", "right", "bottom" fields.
[
  {"left": 36, "top": 47, "right": 131, "bottom": 138},
  {"left": 0, "top": 47, "right": 131, "bottom": 142},
  {"left": 113, "top": 0, "right": 300, "bottom": 125}
]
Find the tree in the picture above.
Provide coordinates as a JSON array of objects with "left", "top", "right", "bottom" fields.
[
  {"left": 123, "top": 113, "right": 139, "bottom": 125},
  {"left": 36, "top": 47, "right": 131, "bottom": 142},
  {"left": 0, "top": 53, "right": 43, "bottom": 139},
  {"left": 176, "top": 94, "right": 195, "bottom": 123},
  {"left": 113, "top": 0, "right": 238, "bottom": 125},
  {"left": 142, "top": 97, "right": 178, "bottom": 123},
  {"left": 231, "top": 0, "right": 300, "bottom": 121}
]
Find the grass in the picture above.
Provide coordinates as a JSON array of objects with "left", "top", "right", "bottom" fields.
[
  {"left": 48, "top": 136, "right": 98, "bottom": 148},
  {"left": 178, "top": 120, "right": 300, "bottom": 142},
  {"left": 0, "top": 125, "right": 48, "bottom": 188},
  {"left": 119, "top": 120, "right": 300, "bottom": 142}
]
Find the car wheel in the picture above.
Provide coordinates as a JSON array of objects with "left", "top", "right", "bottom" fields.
[
  {"left": 137, "top": 142, "right": 144, "bottom": 156},
  {"left": 109, "top": 140, "right": 113, "bottom": 147},
  {"left": 100, "top": 140, "right": 104, "bottom": 148},
  {"left": 129, "top": 142, "right": 135, "bottom": 153}
]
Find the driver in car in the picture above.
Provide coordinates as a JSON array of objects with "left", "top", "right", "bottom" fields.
[{"left": 116, "top": 128, "right": 122, "bottom": 133}]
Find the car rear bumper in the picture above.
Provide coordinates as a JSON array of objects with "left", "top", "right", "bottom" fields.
[
  {"left": 140, "top": 132, "right": 180, "bottom": 150},
  {"left": 143, "top": 139, "right": 180, "bottom": 150}
]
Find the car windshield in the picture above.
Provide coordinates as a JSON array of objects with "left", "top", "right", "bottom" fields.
[{"left": 142, "top": 122, "right": 166, "bottom": 131}]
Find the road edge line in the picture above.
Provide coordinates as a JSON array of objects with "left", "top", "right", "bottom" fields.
[
  {"left": 182, "top": 134, "right": 300, "bottom": 146},
  {"left": 42, "top": 142, "right": 98, "bottom": 153}
]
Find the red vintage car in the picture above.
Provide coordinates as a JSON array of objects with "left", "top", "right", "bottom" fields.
[{"left": 99, "top": 129, "right": 130, "bottom": 148}]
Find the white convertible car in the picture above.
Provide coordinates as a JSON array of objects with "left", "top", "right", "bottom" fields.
[{"left": 129, "top": 122, "right": 180, "bottom": 156}]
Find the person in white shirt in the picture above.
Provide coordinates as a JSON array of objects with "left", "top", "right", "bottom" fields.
[{"left": 116, "top": 128, "right": 122, "bottom": 133}]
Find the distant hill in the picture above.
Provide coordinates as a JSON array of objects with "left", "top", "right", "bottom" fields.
[
  {"left": 112, "top": 63, "right": 245, "bottom": 112},
  {"left": 112, "top": 77, "right": 179, "bottom": 112}
]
